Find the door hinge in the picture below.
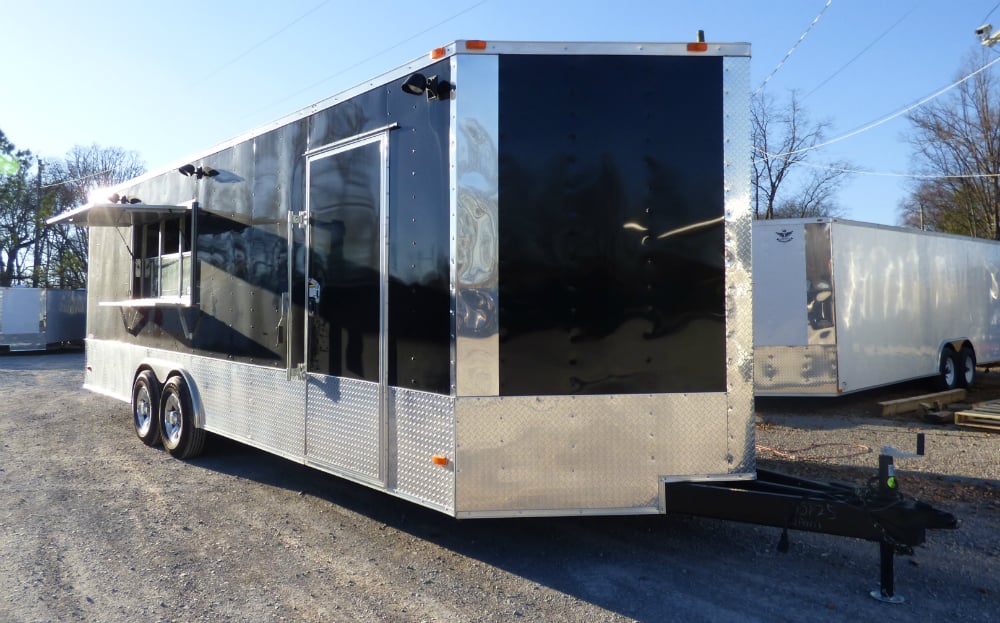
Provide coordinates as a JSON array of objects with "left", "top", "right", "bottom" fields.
[{"left": 290, "top": 211, "right": 309, "bottom": 229}]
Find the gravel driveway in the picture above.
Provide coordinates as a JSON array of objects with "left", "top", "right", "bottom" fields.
[{"left": 1, "top": 352, "right": 997, "bottom": 622}]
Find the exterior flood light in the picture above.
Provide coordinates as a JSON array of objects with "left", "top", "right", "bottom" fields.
[
  {"left": 108, "top": 193, "right": 141, "bottom": 204},
  {"left": 178, "top": 163, "right": 220, "bottom": 179},
  {"left": 401, "top": 73, "right": 453, "bottom": 101},
  {"left": 401, "top": 73, "right": 428, "bottom": 95}
]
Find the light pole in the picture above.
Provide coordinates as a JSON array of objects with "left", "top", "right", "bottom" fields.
[{"left": 977, "top": 23, "right": 1000, "bottom": 47}]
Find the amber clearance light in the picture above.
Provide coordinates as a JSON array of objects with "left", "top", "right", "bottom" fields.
[{"left": 687, "top": 29, "right": 708, "bottom": 53}]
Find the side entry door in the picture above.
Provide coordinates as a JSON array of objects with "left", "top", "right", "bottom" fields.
[{"left": 302, "top": 133, "right": 388, "bottom": 484}]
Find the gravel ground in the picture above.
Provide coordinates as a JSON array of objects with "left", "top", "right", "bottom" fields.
[{"left": 1, "top": 351, "right": 998, "bottom": 623}]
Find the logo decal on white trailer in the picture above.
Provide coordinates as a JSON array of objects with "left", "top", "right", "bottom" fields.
[{"left": 775, "top": 229, "right": 794, "bottom": 243}]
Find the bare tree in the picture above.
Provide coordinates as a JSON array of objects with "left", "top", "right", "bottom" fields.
[
  {"left": 63, "top": 143, "right": 145, "bottom": 191},
  {"left": 752, "top": 90, "right": 850, "bottom": 220},
  {"left": 1, "top": 133, "right": 145, "bottom": 288},
  {"left": 46, "top": 144, "right": 146, "bottom": 288},
  {"left": 904, "top": 51, "right": 1000, "bottom": 239}
]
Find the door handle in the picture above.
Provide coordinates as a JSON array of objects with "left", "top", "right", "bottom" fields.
[
  {"left": 308, "top": 278, "right": 321, "bottom": 315},
  {"left": 276, "top": 292, "right": 289, "bottom": 345}
]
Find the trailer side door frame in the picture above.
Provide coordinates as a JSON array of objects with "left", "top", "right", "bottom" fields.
[{"left": 300, "top": 129, "right": 391, "bottom": 485}]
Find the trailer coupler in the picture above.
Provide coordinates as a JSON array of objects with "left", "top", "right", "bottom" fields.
[{"left": 662, "top": 435, "right": 958, "bottom": 603}]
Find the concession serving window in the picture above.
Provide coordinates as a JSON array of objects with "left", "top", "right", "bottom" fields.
[{"left": 48, "top": 201, "right": 198, "bottom": 308}]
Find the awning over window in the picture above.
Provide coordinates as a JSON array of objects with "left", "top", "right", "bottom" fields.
[{"left": 47, "top": 201, "right": 194, "bottom": 227}]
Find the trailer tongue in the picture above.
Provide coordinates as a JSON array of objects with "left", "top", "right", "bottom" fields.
[{"left": 665, "top": 435, "right": 958, "bottom": 603}]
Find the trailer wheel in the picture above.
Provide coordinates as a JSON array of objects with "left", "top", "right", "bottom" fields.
[
  {"left": 131, "top": 370, "right": 161, "bottom": 447},
  {"left": 937, "top": 348, "right": 960, "bottom": 391},
  {"left": 159, "top": 375, "right": 206, "bottom": 459},
  {"left": 958, "top": 346, "right": 977, "bottom": 388}
]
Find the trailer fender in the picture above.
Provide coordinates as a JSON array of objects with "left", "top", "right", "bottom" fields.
[
  {"left": 135, "top": 358, "right": 206, "bottom": 429},
  {"left": 938, "top": 338, "right": 969, "bottom": 355}
]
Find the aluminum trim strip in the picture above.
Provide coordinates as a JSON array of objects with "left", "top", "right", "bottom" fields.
[
  {"left": 722, "top": 55, "right": 755, "bottom": 475},
  {"left": 452, "top": 54, "right": 500, "bottom": 397},
  {"left": 302, "top": 123, "right": 400, "bottom": 157},
  {"left": 439, "top": 40, "right": 751, "bottom": 58}
]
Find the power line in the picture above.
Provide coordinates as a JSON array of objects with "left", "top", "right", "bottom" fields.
[
  {"left": 195, "top": 1, "right": 334, "bottom": 85},
  {"left": 801, "top": 4, "right": 918, "bottom": 101},
  {"left": 771, "top": 53, "right": 1000, "bottom": 158},
  {"left": 754, "top": 0, "right": 833, "bottom": 96},
  {"left": 983, "top": 0, "right": 1000, "bottom": 23},
  {"left": 40, "top": 168, "right": 112, "bottom": 189},
  {"left": 756, "top": 149, "right": 1000, "bottom": 179},
  {"left": 239, "top": 0, "right": 488, "bottom": 124}
]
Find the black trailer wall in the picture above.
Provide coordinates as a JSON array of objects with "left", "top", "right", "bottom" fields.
[
  {"left": 88, "top": 64, "right": 452, "bottom": 395},
  {"left": 496, "top": 54, "right": 726, "bottom": 396},
  {"left": 386, "top": 64, "right": 452, "bottom": 395}
]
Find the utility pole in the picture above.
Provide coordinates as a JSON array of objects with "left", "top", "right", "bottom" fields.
[{"left": 32, "top": 157, "right": 43, "bottom": 287}]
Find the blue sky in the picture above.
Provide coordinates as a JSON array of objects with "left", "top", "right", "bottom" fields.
[{"left": 3, "top": 0, "right": 998, "bottom": 225}]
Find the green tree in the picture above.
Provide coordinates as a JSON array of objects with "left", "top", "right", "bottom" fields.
[{"left": 0, "top": 130, "right": 37, "bottom": 286}]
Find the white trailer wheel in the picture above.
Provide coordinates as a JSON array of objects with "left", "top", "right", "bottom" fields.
[
  {"left": 958, "top": 346, "right": 977, "bottom": 388},
  {"left": 131, "top": 370, "right": 161, "bottom": 447},
  {"left": 937, "top": 349, "right": 960, "bottom": 391},
  {"left": 159, "top": 376, "right": 206, "bottom": 460}
]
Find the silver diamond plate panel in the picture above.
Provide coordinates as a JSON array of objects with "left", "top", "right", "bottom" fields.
[
  {"left": 83, "top": 338, "right": 140, "bottom": 402},
  {"left": 454, "top": 392, "right": 730, "bottom": 515},
  {"left": 305, "top": 374, "right": 381, "bottom": 483},
  {"left": 723, "top": 55, "right": 755, "bottom": 475},
  {"left": 81, "top": 341, "right": 309, "bottom": 462},
  {"left": 392, "top": 387, "right": 455, "bottom": 512},
  {"left": 755, "top": 345, "right": 839, "bottom": 396},
  {"left": 192, "top": 357, "right": 306, "bottom": 460}
]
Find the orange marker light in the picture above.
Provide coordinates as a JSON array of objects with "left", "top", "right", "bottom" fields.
[
  {"left": 430, "top": 47, "right": 447, "bottom": 60},
  {"left": 431, "top": 455, "right": 449, "bottom": 466},
  {"left": 465, "top": 40, "right": 488, "bottom": 50},
  {"left": 687, "top": 42, "right": 709, "bottom": 53}
]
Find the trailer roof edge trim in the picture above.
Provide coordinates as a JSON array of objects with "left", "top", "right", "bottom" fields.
[
  {"left": 45, "top": 40, "right": 750, "bottom": 211},
  {"left": 47, "top": 201, "right": 194, "bottom": 227},
  {"left": 759, "top": 216, "right": 1000, "bottom": 246},
  {"left": 439, "top": 40, "right": 750, "bottom": 58}
]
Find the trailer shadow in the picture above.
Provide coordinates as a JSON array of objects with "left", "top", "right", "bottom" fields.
[{"left": 183, "top": 435, "right": 992, "bottom": 622}]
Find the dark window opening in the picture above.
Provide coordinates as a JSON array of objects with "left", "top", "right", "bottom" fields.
[{"left": 132, "top": 215, "right": 192, "bottom": 300}]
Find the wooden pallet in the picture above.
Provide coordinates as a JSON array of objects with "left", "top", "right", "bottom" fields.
[
  {"left": 954, "top": 401, "right": 1000, "bottom": 431},
  {"left": 878, "top": 388, "right": 966, "bottom": 417}
]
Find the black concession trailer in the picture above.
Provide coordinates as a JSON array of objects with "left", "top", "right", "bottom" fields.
[{"left": 49, "top": 40, "right": 954, "bottom": 600}]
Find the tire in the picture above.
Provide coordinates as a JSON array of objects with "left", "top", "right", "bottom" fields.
[
  {"left": 958, "top": 346, "right": 977, "bottom": 388},
  {"left": 132, "top": 370, "right": 161, "bottom": 446},
  {"left": 937, "top": 348, "right": 960, "bottom": 391},
  {"left": 159, "top": 375, "right": 206, "bottom": 459}
]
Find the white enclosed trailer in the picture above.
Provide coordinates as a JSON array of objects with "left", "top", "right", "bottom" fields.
[
  {"left": 48, "top": 40, "right": 755, "bottom": 518},
  {"left": 754, "top": 218, "right": 1000, "bottom": 396},
  {"left": 0, "top": 287, "right": 86, "bottom": 352}
]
